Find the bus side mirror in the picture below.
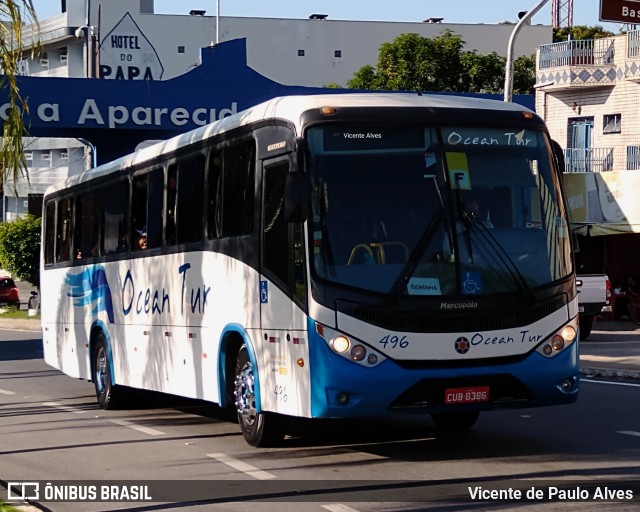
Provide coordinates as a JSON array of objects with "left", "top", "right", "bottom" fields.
[{"left": 284, "top": 172, "right": 310, "bottom": 223}]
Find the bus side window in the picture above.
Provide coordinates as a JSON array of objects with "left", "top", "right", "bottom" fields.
[
  {"left": 56, "top": 198, "right": 73, "bottom": 263},
  {"left": 132, "top": 170, "right": 162, "bottom": 250},
  {"left": 207, "top": 151, "right": 222, "bottom": 239},
  {"left": 44, "top": 202, "right": 56, "bottom": 264},
  {"left": 221, "top": 141, "right": 256, "bottom": 236},
  {"left": 263, "top": 163, "right": 289, "bottom": 285},
  {"left": 75, "top": 192, "right": 99, "bottom": 259},
  {"left": 175, "top": 155, "right": 205, "bottom": 245},
  {"left": 102, "top": 179, "right": 129, "bottom": 254},
  {"left": 166, "top": 164, "right": 177, "bottom": 246},
  {"left": 132, "top": 174, "right": 148, "bottom": 251}
]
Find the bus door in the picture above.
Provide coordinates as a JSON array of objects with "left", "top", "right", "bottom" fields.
[{"left": 259, "top": 157, "right": 308, "bottom": 416}]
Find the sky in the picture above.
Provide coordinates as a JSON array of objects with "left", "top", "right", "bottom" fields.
[{"left": 30, "top": 0, "right": 622, "bottom": 32}]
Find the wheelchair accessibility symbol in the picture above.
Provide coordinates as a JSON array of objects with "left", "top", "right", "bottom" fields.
[
  {"left": 260, "top": 281, "right": 269, "bottom": 303},
  {"left": 462, "top": 272, "right": 482, "bottom": 294}
]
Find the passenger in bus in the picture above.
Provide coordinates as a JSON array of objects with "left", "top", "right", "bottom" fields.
[
  {"left": 137, "top": 232, "right": 147, "bottom": 250},
  {"left": 468, "top": 200, "right": 494, "bottom": 229}
]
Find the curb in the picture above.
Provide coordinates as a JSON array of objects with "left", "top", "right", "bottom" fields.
[
  {"left": 580, "top": 366, "right": 640, "bottom": 381},
  {"left": 0, "top": 318, "right": 41, "bottom": 332}
]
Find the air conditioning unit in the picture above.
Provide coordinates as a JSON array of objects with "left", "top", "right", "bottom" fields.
[
  {"left": 41, "top": 153, "right": 52, "bottom": 161},
  {"left": 40, "top": 54, "right": 49, "bottom": 66},
  {"left": 61, "top": 151, "right": 69, "bottom": 159},
  {"left": 25, "top": 152, "right": 33, "bottom": 161},
  {"left": 60, "top": 54, "right": 68, "bottom": 63}
]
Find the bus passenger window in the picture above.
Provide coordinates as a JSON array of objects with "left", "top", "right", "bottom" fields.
[
  {"left": 56, "top": 198, "right": 73, "bottom": 263},
  {"left": 221, "top": 141, "right": 256, "bottom": 236},
  {"left": 263, "top": 163, "right": 289, "bottom": 284},
  {"left": 176, "top": 155, "right": 205, "bottom": 244},
  {"left": 207, "top": 152, "right": 222, "bottom": 239},
  {"left": 44, "top": 202, "right": 55, "bottom": 264}
]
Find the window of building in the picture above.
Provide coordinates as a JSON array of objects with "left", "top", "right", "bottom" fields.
[
  {"left": 298, "top": 49, "right": 305, "bottom": 57},
  {"left": 61, "top": 150, "right": 69, "bottom": 160},
  {"left": 334, "top": 50, "right": 342, "bottom": 58},
  {"left": 603, "top": 114, "right": 621, "bottom": 134},
  {"left": 178, "top": 46, "right": 185, "bottom": 54}
]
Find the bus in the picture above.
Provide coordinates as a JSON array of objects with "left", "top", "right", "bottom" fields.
[{"left": 40, "top": 93, "right": 578, "bottom": 447}]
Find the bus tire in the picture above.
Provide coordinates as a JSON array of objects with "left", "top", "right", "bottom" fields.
[
  {"left": 233, "top": 344, "right": 284, "bottom": 447},
  {"left": 93, "top": 333, "right": 121, "bottom": 410},
  {"left": 431, "top": 411, "right": 480, "bottom": 431},
  {"left": 579, "top": 315, "right": 593, "bottom": 340}
]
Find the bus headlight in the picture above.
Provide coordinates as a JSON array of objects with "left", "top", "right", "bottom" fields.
[
  {"left": 536, "top": 319, "right": 577, "bottom": 358},
  {"left": 331, "top": 335, "right": 350, "bottom": 353},
  {"left": 315, "top": 322, "right": 385, "bottom": 367},
  {"left": 351, "top": 345, "right": 366, "bottom": 361}
]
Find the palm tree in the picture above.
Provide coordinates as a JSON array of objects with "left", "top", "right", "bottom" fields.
[{"left": 0, "top": 1, "right": 38, "bottom": 185}]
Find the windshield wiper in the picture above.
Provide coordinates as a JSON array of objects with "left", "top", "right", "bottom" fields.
[
  {"left": 387, "top": 209, "right": 444, "bottom": 304},
  {"left": 464, "top": 216, "right": 535, "bottom": 303}
]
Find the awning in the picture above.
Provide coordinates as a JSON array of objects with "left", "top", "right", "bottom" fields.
[
  {"left": 572, "top": 223, "right": 640, "bottom": 236},
  {"left": 563, "top": 171, "right": 640, "bottom": 236}
]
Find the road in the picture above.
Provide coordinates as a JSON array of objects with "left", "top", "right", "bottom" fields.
[{"left": 1, "top": 329, "right": 639, "bottom": 512}]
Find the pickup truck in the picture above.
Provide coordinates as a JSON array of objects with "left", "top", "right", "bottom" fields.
[{"left": 577, "top": 274, "right": 611, "bottom": 339}]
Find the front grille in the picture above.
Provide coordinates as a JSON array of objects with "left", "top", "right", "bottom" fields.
[
  {"left": 389, "top": 374, "right": 531, "bottom": 410},
  {"left": 343, "top": 296, "right": 565, "bottom": 333}
]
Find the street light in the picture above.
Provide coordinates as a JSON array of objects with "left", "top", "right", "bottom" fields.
[
  {"left": 76, "top": 138, "right": 97, "bottom": 169},
  {"left": 216, "top": 0, "right": 220, "bottom": 44},
  {"left": 75, "top": 25, "right": 98, "bottom": 78},
  {"left": 504, "top": 0, "right": 549, "bottom": 102}
]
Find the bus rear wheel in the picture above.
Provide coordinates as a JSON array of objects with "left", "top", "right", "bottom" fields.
[
  {"left": 93, "top": 334, "right": 122, "bottom": 410},
  {"left": 233, "top": 345, "right": 284, "bottom": 447},
  {"left": 431, "top": 411, "right": 480, "bottom": 431}
]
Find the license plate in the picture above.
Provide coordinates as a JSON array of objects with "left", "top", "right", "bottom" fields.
[
  {"left": 578, "top": 306, "right": 584, "bottom": 312},
  {"left": 444, "top": 386, "right": 490, "bottom": 404}
]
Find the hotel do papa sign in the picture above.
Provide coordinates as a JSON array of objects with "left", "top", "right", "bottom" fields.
[{"left": 600, "top": 0, "right": 640, "bottom": 23}]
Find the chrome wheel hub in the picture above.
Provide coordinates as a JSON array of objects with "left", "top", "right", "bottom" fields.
[{"left": 234, "top": 363, "right": 257, "bottom": 427}]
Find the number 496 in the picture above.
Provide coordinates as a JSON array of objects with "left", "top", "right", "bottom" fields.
[{"left": 379, "top": 335, "right": 409, "bottom": 349}]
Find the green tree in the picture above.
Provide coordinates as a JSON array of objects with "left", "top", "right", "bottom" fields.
[
  {"left": 0, "top": 1, "right": 39, "bottom": 185},
  {"left": 460, "top": 51, "right": 506, "bottom": 94},
  {"left": 347, "top": 31, "right": 535, "bottom": 95},
  {"left": 347, "top": 64, "right": 379, "bottom": 89},
  {"left": 553, "top": 25, "right": 615, "bottom": 42},
  {"left": 513, "top": 54, "right": 536, "bottom": 95},
  {"left": 351, "top": 31, "right": 467, "bottom": 92},
  {"left": 0, "top": 214, "right": 41, "bottom": 287}
]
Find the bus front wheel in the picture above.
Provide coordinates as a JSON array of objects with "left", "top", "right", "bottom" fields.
[
  {"left": 431, "top": 411, "right": 480, "bottom": 431},
  {"left": 233, "top": 345, "right": 284, "bottom": 447},
  {"left": 93, "top": 334, "right": 121, "bottom": 410}
]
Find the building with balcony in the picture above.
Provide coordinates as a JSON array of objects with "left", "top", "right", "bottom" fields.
[{"left": 536, "top": 32, "right": 640, "bottom": 289}]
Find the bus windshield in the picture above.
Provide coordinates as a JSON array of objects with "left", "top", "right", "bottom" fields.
[{"left": 307, "top": 124, "right": 573, "bottom": 297}]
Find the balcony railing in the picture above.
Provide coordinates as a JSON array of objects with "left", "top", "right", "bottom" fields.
[
  {"left": 539, "top": 38, "right": 616, "bottom": 70},
  {"left": 564, "top": 148, "right": 614, "bottom": 173},
  {"left": 627, "top": 146, "right": 640, "bottom": 170},
  {"left": 628, "top": 31, "right": 640, "bottom": 58}
]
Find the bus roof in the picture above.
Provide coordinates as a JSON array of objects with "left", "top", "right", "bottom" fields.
[{"left": 44, "top": 93, "right": 534, "bottom": 196}]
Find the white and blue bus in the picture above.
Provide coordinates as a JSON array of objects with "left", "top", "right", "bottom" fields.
[{"left": 41, "top": 94, "right": 578, "bottom": 447}]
